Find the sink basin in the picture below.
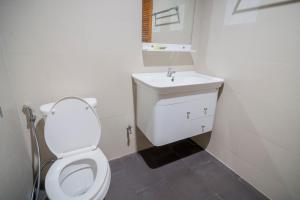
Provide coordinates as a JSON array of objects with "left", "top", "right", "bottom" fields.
[
  {"left": 132, "top": 71, "right": 224, "bottom": 94},
  {"left": 132, "top": 71, "right": 224, "bottom": 146}
]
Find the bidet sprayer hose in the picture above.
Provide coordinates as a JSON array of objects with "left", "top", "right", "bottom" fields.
[{"left": 23, "top": 105, "right": 41, "bottom": 200}]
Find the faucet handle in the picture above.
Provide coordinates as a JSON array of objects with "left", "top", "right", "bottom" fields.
[
  {"left": 167, "top": 68, "right": 176, "bottom": 77},
  {"left": 167, "top": 68, "right": 172, "bottom": 77}
]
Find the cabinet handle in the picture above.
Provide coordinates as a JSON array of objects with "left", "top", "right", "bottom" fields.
[
  {"left": 186, "top": 112, "right": 190, "bottom": 119},
  {"left": 201, "top": 125, "right": 205, "bottom": 132},
  {"left": 204, "top": 107, "right": 208, "bottom": 115}
]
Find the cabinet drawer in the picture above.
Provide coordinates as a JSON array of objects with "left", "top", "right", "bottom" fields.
[
  {"left": 157, "top": 92, "right": 217, "bottom": 119},
  {"left": 189, "top": 116, "right": 214, "bottom": 135},
  {"left": 154, "top": 103, "right": 215, "bottom": 145},
  {"left": 186, "top": 100, "right": 216, "bottom": 119}
]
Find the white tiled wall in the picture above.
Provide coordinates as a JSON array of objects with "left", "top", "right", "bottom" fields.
[
  {"left": 0, "top": 0, "right": 193, "bottom": 162},
  {"left": 193, "top": 1, "right": 300, "bottom": 199}
]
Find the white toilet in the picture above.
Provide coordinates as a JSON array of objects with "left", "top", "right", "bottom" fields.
[{"left": 40, "top": 97, "right": 111, "bottom": 200}]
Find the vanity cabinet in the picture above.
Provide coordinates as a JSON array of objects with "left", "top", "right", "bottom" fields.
[
  {"left": 136, "top": 84, "right": 218, "bottom": 146},
  {"left": 133, "top": 71, "right": 223, "bottom": 146}
]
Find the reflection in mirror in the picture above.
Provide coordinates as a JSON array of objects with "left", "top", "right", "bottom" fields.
[{"left": 142, "top": 0, "right": 196, "bottom": 45}]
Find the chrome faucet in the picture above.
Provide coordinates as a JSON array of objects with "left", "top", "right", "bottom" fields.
[{"left": 167, "top": 68, "right": 176, "bottom": 77}]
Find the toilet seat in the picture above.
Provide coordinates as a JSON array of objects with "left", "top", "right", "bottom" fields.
[
  {"left": 41, "top": 97, "right": 111, "bottom": 200},
  {"left": 44, "top": 97, "right": 101, "bottom": 158},
  {"left": 45, "top": 148, "right": 110, "bottom": 200}
]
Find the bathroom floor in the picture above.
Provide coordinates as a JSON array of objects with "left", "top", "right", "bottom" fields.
[
  {"left": 38, "top": 139, "right": 268, "bottom": 200},
  {"left": 106, "top": 139, "right": 268, "bottom": 200}
]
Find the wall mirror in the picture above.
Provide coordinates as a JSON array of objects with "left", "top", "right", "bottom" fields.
[{"left": 142, "top": 0, "right": 196, "bottom": 52}]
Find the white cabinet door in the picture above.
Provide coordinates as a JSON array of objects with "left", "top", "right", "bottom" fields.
[
  {"left": 154, "top": 102, "right": 191, "bottom": 145},
  {"left": 153, "top": 101, "right": 215, "bottom": 145}
]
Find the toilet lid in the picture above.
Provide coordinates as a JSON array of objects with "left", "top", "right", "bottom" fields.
[{"left": 44, "top": 97, "right": 101, "bottom": 158}]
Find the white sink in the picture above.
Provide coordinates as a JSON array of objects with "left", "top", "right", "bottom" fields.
[
  {"left": 132, "top": 71, "right": 224, "bottom": 146},
  {"left": 132, "top": 71, "right": 224, "bottom": 94}
]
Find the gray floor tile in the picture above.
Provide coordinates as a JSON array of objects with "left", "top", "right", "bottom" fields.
[
  {"left": 158, "top": 159, "right": 189, "bottom": 178},
  {"left": 193, "top": 160, "right": 238, "bottom": 182},
  {"left": 237, "top": 178, "right": 269, "bottom": 200},
  {"left": 166, "top": 168, "right": 216, "bottom": 200},
  {"left": 136, "top": 178, "right": 185, "bottom": 200},
  {"left": 170, "top": 138, "right": 203, "bottom": 158},
  {"left": 138, "top": 139, "right": 203, "bottom": 168},
  {"left": 109, "top": 158, "right": 124, "bottom": 174},
  {"left": 120, "top": 153, "right": 165, "bottom": 191},
  {"left": 182, "top": 150, "right": 214, "bottom": 170},
  {"left": 105, "top": 170, "right": 138, "bottom": 200},
  {"left": 193, "top": 161, "right": 268, "bottom": 200}
]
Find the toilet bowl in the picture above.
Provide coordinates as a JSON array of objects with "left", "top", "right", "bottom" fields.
[
  {"left": 40, "top": 97, "right": 111, "bottom": 200},
  {"left": 45, "top": 149, "right": 110, "bottom": 200}
]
